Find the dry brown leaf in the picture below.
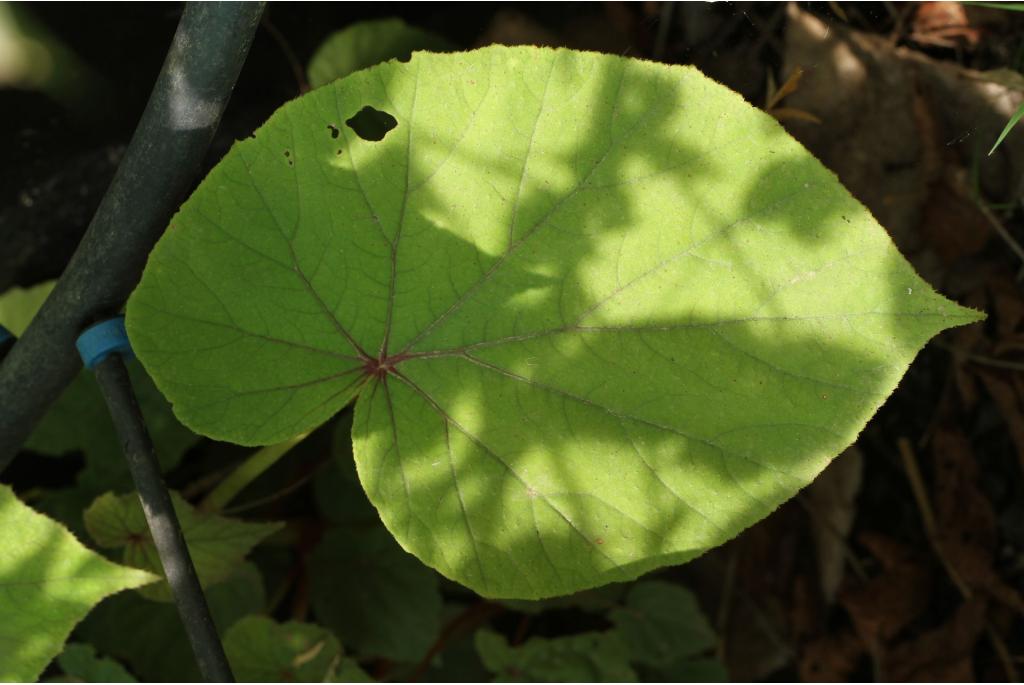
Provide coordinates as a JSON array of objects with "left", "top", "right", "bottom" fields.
[
  {"left": 919, "top": 170, "right": 992, "bottom": 263},
  {"left": 799, "top": 630, "right": 865, "bottom": 682},
  {"left": 840, "top": 533, "right": 932, "bottom": 651},
  {"left": 783, "top": 3, "right": 1024, "bottom": 259},
  {"left": 978, "top": 371, "right": 1024, "bottom": 473},
  {"left": 770, "top": 107, "right": 823, "bottom": 124},
  {"left": 805, "top": 446, "right": 863, "bottom": 604},
  {"left": 885, "top": 597, "right": 988, "bottom": 681},
  {"left": 765, "top": 66, "right": 806, "bottom": 111},
  {"left": 932, "top": 429, "right": 1024, "bottom": 612},
  {"left": 988, "top": 269, "right": 1024, "bottom": 339},
  {"left": 910, "top": 2, "right": 980, "bottom": 49}
]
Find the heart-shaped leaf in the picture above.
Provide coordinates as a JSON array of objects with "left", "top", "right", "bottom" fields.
[
  {"left": 126, "top": 46, "right": 982, "bottom": 599},
  {"left": 84, "top": 491, "right": 281, "bottom": 601}
]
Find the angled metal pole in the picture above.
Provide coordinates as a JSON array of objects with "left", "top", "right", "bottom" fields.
[
  {"left": 0, "top": 2, "right": 265, "bottom": 473},
  {"left": 93, "top": 353, "right": 234, "bottom": 681},
  {"left": 76, "top": 315, "right": 233, "bottom": 681}
]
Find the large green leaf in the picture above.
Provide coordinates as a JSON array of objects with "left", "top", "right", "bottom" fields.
[
  {"left": 126, "top": 46, "right": 982, "bottom": 599},
  {"left": 84, "top": 490, "right": 281, "bottom": 601},
  {"left": 310, "top": 415, "right": 442, "bottom": 663},
  {"left": 0, "top": 485, "right": 154, "bottom": 681}
]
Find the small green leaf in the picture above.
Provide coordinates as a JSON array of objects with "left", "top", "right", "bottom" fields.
[
  {"left": 0, "top": 281, "right": 55, "bottom": 335},
  {"left": 475, "top": 629, "right": 636, "bottom": 682},
  {"left": 608, "top": 580, "right": 716, "bottom": 668},
  {"left": 310, "top": 527, "right": 441, "bottom": 662},
  {"left": 76, "top": 563, "right": 265, "bottom": 682},
  {"left": 84, "top": 491, "right": 281, "bottom": 601},
  {"left": 0, "top": 484, "right": 155, "bottom": 681},
  {"left": 224, "top": 616, "right": 345, "bottom": 682},
  {"left": 307, "top": 18, "right": 453, "bottom": 88},
  {"left": 989, "top": 99, "right": 1024, "bottom": 155},
  {"left": 50, "top": 643, "right": 135, "bottom": 683},
  {"left": 127, "top": 46, "right": 983, "bottom": 600}
]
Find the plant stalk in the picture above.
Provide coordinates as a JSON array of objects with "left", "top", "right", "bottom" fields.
[
  {"left": 0, "top": 2, "right": 265, "bottom": 474},
  {"left": 200, "top": 432, "right": 310, "bottom": 513},
  {"left": 94, "top": 354, "right": 234, "bottom": 683}
]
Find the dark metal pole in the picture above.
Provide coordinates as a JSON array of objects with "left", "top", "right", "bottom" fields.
[
  {"left": 93, "top": 354, "right": 235, "bottom": 682},
  {"left": 0, "top": 2, "right": 265, "bottom": 473}
]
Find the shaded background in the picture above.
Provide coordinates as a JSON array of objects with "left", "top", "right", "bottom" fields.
[{"left": 2, "top": 2, "right": 1023, "bottom": 681}]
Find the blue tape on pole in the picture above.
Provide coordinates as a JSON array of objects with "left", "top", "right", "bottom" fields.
[
  {"left": 76, "top": 316, "right": 134, "bottom": 369},
  {"left": 0, "top": 324, "right": 12, "bottom": 345}
]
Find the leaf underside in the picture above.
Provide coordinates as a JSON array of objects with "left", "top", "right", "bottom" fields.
[{"left": 126, "top": 45, "right": 982, "bottom": 599}]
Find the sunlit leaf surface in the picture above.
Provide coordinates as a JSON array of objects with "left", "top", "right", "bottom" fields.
[
  {"left": 127, "top": 46, "right": 982, "bottom": 598},
  {"left": 0, "top": 485, "right": 154, "bottom": 681}
]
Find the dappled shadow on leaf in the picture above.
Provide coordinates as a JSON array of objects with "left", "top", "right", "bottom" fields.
[
  {"left": 0, "top": 488, "right": 152, "bottom": 681},
  {"left": 337, "top": 49, "right": 974, "bottom": 597},
  {"left": 126, "top": 46, "right": 978, "bottom": 601},
  {"left": 335, "top": 50, "right": 974, "bottom": 599}
]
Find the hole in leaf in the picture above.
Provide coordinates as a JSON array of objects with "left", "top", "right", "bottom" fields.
[
  {"left": 327, "top": 124, "right": 339, "bottom": 139},
  {"left": 346, "top": 106, "right": 397, "bottom": 142}
]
